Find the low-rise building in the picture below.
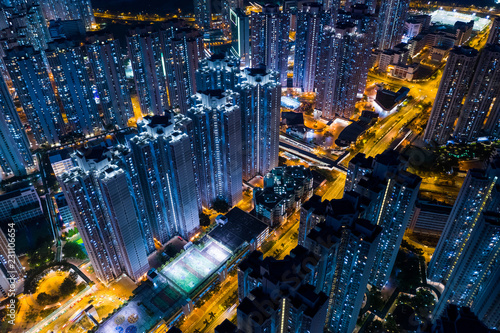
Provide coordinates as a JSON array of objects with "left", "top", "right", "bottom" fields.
[{"left": 253, "top": 166, "right": 313, "bottom": 226}]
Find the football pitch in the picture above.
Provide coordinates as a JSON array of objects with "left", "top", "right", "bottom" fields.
[{"left": 161, "top": 240, "right": 231, "bottom": 294}]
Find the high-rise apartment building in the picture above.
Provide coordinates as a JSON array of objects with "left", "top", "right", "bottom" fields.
[
  {"left": 250, "top": 4, "right": 290, "bottom": 86},
  {"left": 5, "top": 46, "right": 65, "bottom": 146},
  {"left": 315, "top": 22, "right": 366, "bottom": 119},
  {"left": 471, "top": 263, "right": 500, "bottom": 330},
  {"left": 196, "top": 53, "right": 241, "bottom": 91},
  {"left": 304, "top": 217, "right": 381, "bottom": 333},
  {"left": 237, "top": 247, "right": 328, "bottom": 332},
  {"left": 376, "top": 0, "right": 410, "bottom": 50},
  {"left": 487, "top": 16, "right": 500, "bottom": 44},
  {"left": 428, "top": 163, "right": 499, "bottom": 285},
  {"left": 432, "top": 211, "right": 500, "bottom": 325},
  {"left": 424, "top": 46, "right": 479, "bottom": 145},
  {"left": 163, "top": 25, "right": 204, "bottom": 114},
  {"left": 293, "top": 3, "right": 330, "bottom": 92},
  {"left": 46, "top": 39, "right": 102, "bottom": 137},
  {"left": 61, "top": 168, "right": 123, "bottom": 284},
  {"left": 188, "top": 90, "right": 242, "bottom": 208},
  {"left": 40, "top": 0, "right": 95, "bottom": 30},
  {"left": 346, "top": 150, "right": 421, "bottom": 288},
  {"left": 127, "top": 26, "right": 167, "bottom": 116},
  {"left": 238, "top": 68, "right": 280, "bottom": 180},
  {"left": 84, "top": 33, "right": 133, "bottom": 129},
  {"left": 0, "top": 75, "right": 33, "bottom": 177},
  {"left": 194, "top": 0, "right": 211, "bottom": 30},
  {"left": 454, "top": 44, "right": 500, "bottom": 142},
  {"left": 97, "top": 165, "right": 150, "bottom": 281},
  {"left": 61, "top": 147, "right": 149, "bottom": 283},
  {"left": 125, "top": 114, "right": 200, "bottom": 247}
]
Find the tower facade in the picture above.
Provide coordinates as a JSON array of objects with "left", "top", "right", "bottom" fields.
[
  {"left": 305, "top": 217, "right": 381, "bottom": 333},
  {"left": 5, "top": 46, "right": 65, "bottom": 145},
  {"left": 188, "top": 90, "right": 243, "bottom": 208},
  {"left": 164, "top": 26, "right": 204, "bottom": 114},
  {"left": 196, "top": 53, "right": 241, "bottom": 91},
  {"left": 293, "top": 3, "right": 330, "bottom": 92},
  {"left": 194, "top": 0, "right": 211, "bottom": 30},
  {"left": 238, "top": 68, "right": 281, "bottom": 180},
  {"left": 46, "top": 39, "right": 102, "bottom": 137},
  {"left": 315, "top": 23, "right": 365, "bottom": 119},
  {"left": 85, "top": 33, "right": 133, "bottom": 129},
  {"left": 0, "top": 75, "right": 33, "bottom": 177},
  {"left": 61, "top": 167, "right": 124, "bottom": 284},
  {"left": 376, "top": 0, "right": 410, "bottom": 50},
  {"left": 126, "top": 114, "right": 200, "bottom": 245},
  {"left": 454, "top": 44, "right": 500, "bottom": 142},
  {"left": 428, "top": 167, "right": 499, "bottom": 285},
  {"left": 423, "top": 46, "right": 479, "bottom": 145},
  {"left": 250, "top": 4, "right": 290, "bottom": 86},
  {"left": 432, "top": 211, "right": 500, "bottom": 329},
  {"left": 487, "top": 16, "right": 500, "bottom": 44}
]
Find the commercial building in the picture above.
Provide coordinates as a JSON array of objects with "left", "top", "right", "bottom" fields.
[
  {"left": 209, "top": 208, "right": 269, "bottom": 253},
  {"left": 424, "top": 46, "right": 478, "bottom": 145},
  {"left": 229, "top": 8, "right": 249, "bottom": 67},
  {"left": 250, "top": 4, "right": 290, "bottom": 86},
  {"left": 0, "top": 186, "right": 43, "bottom": 226},
  {"left": 188, "top": 90, "right": 242, "bottom": 207},
  {"left": 408, "top": 200, "right": 452, "bottom": 236}
]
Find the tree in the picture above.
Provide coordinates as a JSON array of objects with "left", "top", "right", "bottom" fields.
[
  {"left": 37, "top": 292, "right": 59, "bottom": 306},
  {"left": 199, "top": 212, "right": 211, "bottom": 227},
  {"left": 63, "top": 241, "right": 87, "bottom": 259},
  {"left": 212, "top": 198, "right": 230, "bottom": 213},
  {"left": 59, "top": 277, "right": 77, "bottom": 297},
  {"left": 209, "top": 312, "right": 215, "bottom": 319}
]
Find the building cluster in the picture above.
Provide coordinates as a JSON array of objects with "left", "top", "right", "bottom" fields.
[
  {"left": 194, "top": 0, "right": 413, "bottom": 120},
  {"left": 374, "top": 13, "right": 475, "bottom": 80},
  {"left": 424, "top": 42, "right": 500, "bottom": 144},
  {"left": 427, "top": 155, "right": 500, "bottom": 329},
  {"left": 210, "top": 149, "right": 419, "bottom": 332},
  {"left": 56, "top": 52, "right": 281, "bottom": 285}
]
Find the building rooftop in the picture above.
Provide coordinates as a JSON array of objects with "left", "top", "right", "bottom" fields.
[{"left": 208, "top": 208, "right": 269, "bottom": 252}]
